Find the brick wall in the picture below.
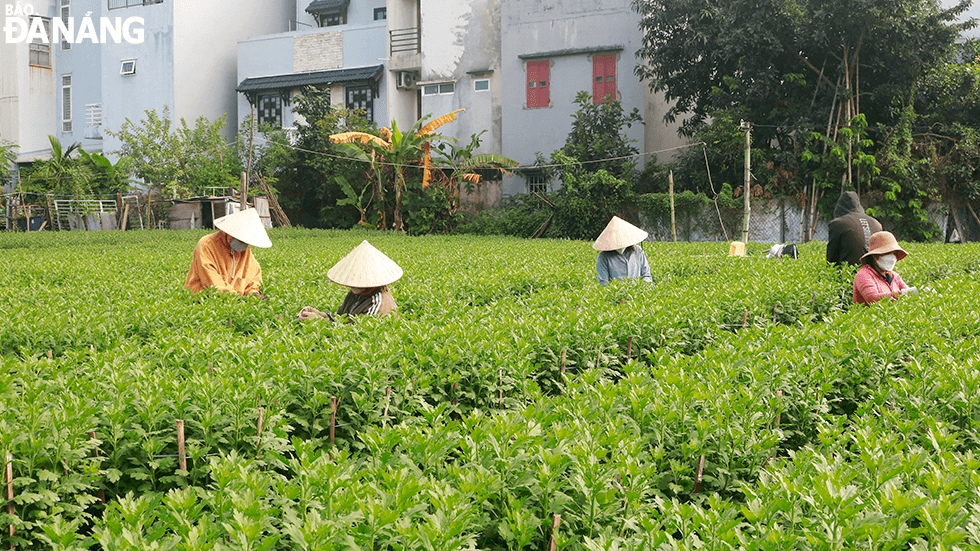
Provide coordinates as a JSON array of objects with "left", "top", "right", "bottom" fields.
[{"left": 294, "top": 32, "right": 343, "bottom": 72}]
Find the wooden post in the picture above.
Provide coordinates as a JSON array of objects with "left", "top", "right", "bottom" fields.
[
  {"left": 89, "top": 432, "right": 105, "bottom": 504},
  {"left": 176, "top": 420, "right": 186, "bottom": 473},
  {"left": 240, "top": 172, "right": 248, "bottom": 210},
  {"left": 120, "top": 203, "right": 130, "bottom": 231},
  {"left": 256, "top": 408, "right": 264, "bottom": 448},
  {"left": 382, "top": 386, "right": 392, "bottom": 426},
  {"left": 740, "top": 120, "right": 751, "bottom": 244},
  {"left": 498, "top": 369, "right": 504, "bottom": 409},
  {"left": 626, "top": 336, "right": 633, "bottom": 358},
  {"left": 693, "top": 454, "right": 705, "bottom": 494},
  {"left": 669, "top": 170, "right": 677, "bottom": 242},
  {"left": 560, "top": 349, "right": 567, "bottom": 388},
  {"left": 774, "top": 390, "right": 783, "bottom": 426},
  {"left": 329, "top": 397, "right": 337, "bottom": 445},
  {"left": 7, "top": 452, "right": 14, "bottom": 544},
  {"left": 46, "top": 349, "right": 52, "bottom": 359},
  {"left": 548, "top": 513, "right": 561, "bottom": 551},
  {"left": 742, "top": 309, "right": 749, "bottom": 328}
]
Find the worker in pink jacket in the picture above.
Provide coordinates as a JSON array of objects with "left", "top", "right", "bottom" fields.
[{"left": 853, "top": 231, "right": 917, "bottom": 305}]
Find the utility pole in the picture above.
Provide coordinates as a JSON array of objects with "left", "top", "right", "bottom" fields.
[{"left": 740, "top": 120, "right": 751, "bottom": 244}]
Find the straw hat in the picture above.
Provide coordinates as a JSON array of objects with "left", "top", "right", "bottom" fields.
[
  {"left": 861, "top": 231, "right": 907, "bottom": 261},
  {"left": 214, "top": 208, "right": 272, "bottom": 248},
  {"left": 327, "top": 240, "right": 403, "bottom": 288},
  {"left": 593, "top": 216, "right": 649, "bottom": 251}
]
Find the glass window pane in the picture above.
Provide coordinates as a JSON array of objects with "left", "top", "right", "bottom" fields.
[{"left": 439, "top": 83, "right": 454, "bottom": 93}]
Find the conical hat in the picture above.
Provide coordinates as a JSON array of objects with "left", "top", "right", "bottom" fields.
[
  {"left": 214, "top": 208, "right": 272, "bottom": 248},
  {"left": 592, "top": 216, "right": 648, "bottom": 251},
  {"left": 327, "top": 240, "right": 403, "bottom": 288}
]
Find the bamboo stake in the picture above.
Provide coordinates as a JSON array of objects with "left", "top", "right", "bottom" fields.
[
  {"left": 256, "top": 408, "right": 264, "bottom": 449},
  {"left": 626, "top": 336, "right": 633, "bottom": 358},
  {"left": 560, "top": 349, "right": 567, "bottom": 389},
  {"left": 669, "top": 170, "right": 677, "bottom": 242},
  {"left": 329, "top": 397, "right": 337, "bottom": 446},
  {"left": 176, "top": 420, "right": 186, "bottom": 473},
  {"left": 120, "top": 203, "right": 130, "bottom": 231},
  {"left": 548, "top": 513, "right": 561, "bottom": 551},
  {"left": 382, "top": 386, "right": 392, "bottom": 426},
  {"left": 498, "top": 369, "right": 504, "bottom": 408},
  {"left": 742, "top": 309, "right": 749, "bottom": 328},
  {"left": 89, "top": 431, "right": 105, "bottom": 504},
  {"left": 694, "top": 454, "right": 705, "bottom": 494},
  {"left": 7, "top": 452, "right": 14, "bottom": 544}
]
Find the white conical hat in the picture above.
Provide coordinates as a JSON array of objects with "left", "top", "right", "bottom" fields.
[
  {"left": 327, "top": 240, "right": 403, "bottom": 288},
  {"left": 214, "top": 207, "right": 272, "bottom": 248},
  {"left": 592, "top": 216, "right": 648, "bottom": 251}
]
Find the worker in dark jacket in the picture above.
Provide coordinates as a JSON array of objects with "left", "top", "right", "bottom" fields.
[{"left": 826, "top": 191, "right": 882, "bottom": 267}]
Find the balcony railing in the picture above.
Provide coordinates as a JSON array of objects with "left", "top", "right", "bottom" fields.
[
  {"left": 108, "top": 0, "right": 163, "bottom": 10},
  {"left": 389, "top": 27, "right": 420, "bottom": 55}
]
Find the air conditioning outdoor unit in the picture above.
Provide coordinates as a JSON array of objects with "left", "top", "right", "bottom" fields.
[{"left": 396, "top": 71, "right": 417, "bottom": 89}]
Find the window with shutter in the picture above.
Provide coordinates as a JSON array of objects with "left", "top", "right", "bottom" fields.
[
  {"left": 526, "top": 60, "right": 550, "bottom": 109},
  {"left": 593, "top": 54, "right": 616, "bottom": 103}
]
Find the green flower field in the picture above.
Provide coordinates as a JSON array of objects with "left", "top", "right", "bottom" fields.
[{"left": 1, "top": 228, "right": 978, "bottom": 550}]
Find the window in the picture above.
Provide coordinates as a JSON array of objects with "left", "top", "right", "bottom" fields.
[
  {"left": 120, "top": 59, "right": 136, "bottom": 75},
  {"left": 346, "top": 85, "right": 373, "bottom": 122},
  {"left": 374, "top": 7, "right": 386, "bottom": 20},
  {"left": 62, "top": 75, "right": 72, "bottom": 133},
  {"left": 108, "top": 0, "right": 163, "bottom": 9},
  {"left": 593, "top": 54, "right": 617, "bottom": 103},
  {"left": 317, "top": 10, "right": 346, "bottom": 27},
  {"left": 257, "top": 94, "right": 283, "bottom": 127},
  {"left": 526, "top": 60, "right": 549, "bottom": 109},
  {"left": 423, "top": 83, "right": 455, "bottom": 95},
  {"left": 526, "top": 171, "right": 548, "bottom": 194},
  {"left": 474, "top": 79, "right": 489, "bottom": 91},
  {"left": 28, "top": 17, "right": 51, "bottom": 67},
  {"left": 61, "top": 1, "right": 70, "bottom": 50}
]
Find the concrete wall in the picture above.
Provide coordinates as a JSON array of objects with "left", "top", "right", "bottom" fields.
[
  {"left": 500, "top": 0, "right": 647, "bottom": 196},
  {"left": 1, "top": 0, "right": 57, "bottom": 163},
  {"left": 174, "top": 1, "right": 292, "bottom": 140},
  {"left": 419, "top": 0, "right": 500, "bottom": 156},
  {"left": 53, "top": 0, "right": 104, "bottom": 154}
]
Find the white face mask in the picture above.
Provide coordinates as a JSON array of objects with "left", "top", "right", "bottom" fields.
[
  {"left": 877, "top": 253, "right": 897, "bottom": 272},
  {"left": 229, "top": 238, "right": 249, "bottom": 252}
]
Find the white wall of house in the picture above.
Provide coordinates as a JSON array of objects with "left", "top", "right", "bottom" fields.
[
  {"left": 174, "top": 1, "right": 292, "bottom": 141},
  {"left": 1, "top": 0, "right": 57, "bottom": 163}
]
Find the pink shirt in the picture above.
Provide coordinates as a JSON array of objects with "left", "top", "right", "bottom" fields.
[{"left": 853, "top": 264, "right": 908, "bottom": 305}]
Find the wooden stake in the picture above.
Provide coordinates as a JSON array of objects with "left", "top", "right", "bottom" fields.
[
  {"left": 89, "top": 431, "right": 105, "bottom": 504},
  {"left": 560, "top": 349, "right": 567, "bottom": 389},
  {"left": 176, "top": 420, "right": 187, "bottom": 473},
  {"left": 548, "top": 513, "right": 561, "bottom": 551},
  {"left": 669, "top": 170, "right": 677, "bottom": 242},
  {"left": 46, "top": 349, "right": 52, "bottom": 359},
  {"left": 7, "top": 452, "right": 14, "bottom": 542},
  {"left": 774, "top": 390, "right": 783, "bottom": 426},
  {"left": 452, "top": 382, "right": 459, "bottom": 407},
  {"left": 694, "top": 454, "right": 705, "bottom": 494},
  {"left": 382, "top": 386, "right": 391, "bottom": 426},
  {"left": 228, "top": 317, "right": 233, "bottom": 328},
  {"left": 498, "top": 369, "right": 504, "bottom": 409},
  {"left": 626, "top": 336, "right": 633, "bottom": 358},
  {"left": 742, "top": 309, "right": 749, "bottom": 328},
  {"left": 329, "top": 397, "right": 337, "bottom": 445},
  {"left": 256, "top": 408, "right": 264, "bottom": 448},
  {"left": 120, "top": 203, "right": 130, "bottom": 231}
]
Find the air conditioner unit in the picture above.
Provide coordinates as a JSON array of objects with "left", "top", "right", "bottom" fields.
[{"left": 396, "top": 71, "right": 417, "bottom": 89}]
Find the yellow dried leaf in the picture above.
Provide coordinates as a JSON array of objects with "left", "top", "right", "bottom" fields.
[
  {"left": 329, "top": 132, "right": 389, "bottom": 147},
  {"left": 417, "top": 109, "right": 466, "bottom": 137}
]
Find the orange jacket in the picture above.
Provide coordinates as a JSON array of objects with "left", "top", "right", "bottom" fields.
[{"left": 184, "top": 232, "right": 262, "bottom": 295}]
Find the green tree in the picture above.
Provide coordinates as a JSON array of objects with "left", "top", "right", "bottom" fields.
[
  {"left": 633, "top": 0, "right": 972, "bottom": 240},
  {"left": 108, "top": 106, "right": 240, "bottom": 198},
  {"left": 562, "top": 91, "right": 642, "bottom": 182},
  {"left": 20, "top": 136, "right": 93, "bottom": 196},
  {"left": 0, "top": 133, "right": 16, "bottom": 188}
]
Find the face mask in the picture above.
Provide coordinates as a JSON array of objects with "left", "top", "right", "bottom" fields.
[
  {"left": 229, "top": 238, "right": 248, "bottom": 253},
  {"left": 877, "top": 253, "right": 897, "bottom": 272},
  {"left": 616, "top": 247, "right": 626, "bottom": 255}
]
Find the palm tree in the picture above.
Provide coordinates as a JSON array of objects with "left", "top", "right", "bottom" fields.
[{"left": 21, "top": 136, "right": 92, "bottom": 196}]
